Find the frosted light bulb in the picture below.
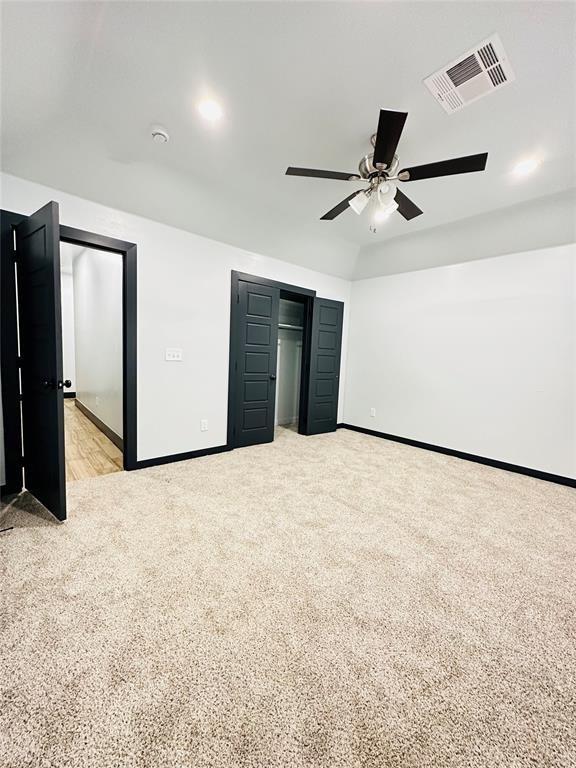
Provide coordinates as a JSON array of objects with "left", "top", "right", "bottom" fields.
[{"left": 349, "top": 190, "right": 370, "bottom": 215}]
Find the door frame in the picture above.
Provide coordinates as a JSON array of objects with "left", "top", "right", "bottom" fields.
[
  {"left": 0, "top": 212, "right": 138, "bottom": 500},
  {"left": 227, "top": 270, "right": 315, "bottom": 448},
  {"left": 59, "top": 225, "right": 138, "bottom": 471}
]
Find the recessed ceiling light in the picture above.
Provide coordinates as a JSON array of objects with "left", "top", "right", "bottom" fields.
[
  {"left": 198, "top": 99, "right": 223, "bottom": 122},
  {"left": 512, "top": 157, "right": 541, "bottom": 178}
]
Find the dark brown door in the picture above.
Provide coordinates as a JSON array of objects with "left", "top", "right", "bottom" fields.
[
  {"left": 15, "top": 202, "right": 67, "bottom": 521},
  {"left": 306, "top": 298, "right": 344, "bottom": 435},
  {"left": 233, "top": 280, "right": 279, "bottom": 447}
]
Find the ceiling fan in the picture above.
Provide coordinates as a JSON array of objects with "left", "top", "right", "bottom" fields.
[{"left": 286, "top": 109, "right": 488, "bottom": 228}]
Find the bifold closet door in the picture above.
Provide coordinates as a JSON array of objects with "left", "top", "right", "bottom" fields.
[
  {"left": 305, "top": 297, "right": 344, "bottom": 435},
  {"left": 233, "top": 281, "right": 279, "bottom": 447},
  {"left": 15, "top": 201, "right": 67, "bottom": 521}
]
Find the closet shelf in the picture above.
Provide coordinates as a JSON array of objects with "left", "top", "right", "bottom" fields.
[{"left": 278, "top": 323, "right": 303, "bottom": 331}]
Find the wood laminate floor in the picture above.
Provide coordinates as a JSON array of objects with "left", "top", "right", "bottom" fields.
[{"left": 64, "top": 398, "right": 123, "bottom": 481}]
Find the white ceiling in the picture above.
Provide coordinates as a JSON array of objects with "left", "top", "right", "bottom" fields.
[{"left": 1, "top": 1, "right": 575, "bottom": 279}]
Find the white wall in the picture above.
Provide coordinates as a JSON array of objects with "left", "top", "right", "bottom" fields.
[
  {"left": 0, "top": 173, "right": 350, "bottom": 462},
  {"left": 60, "top": 271, "right": 76, "bottom": 391},
  {"left": 4, "top": 170, "right": 572, "bottom": 481},
  {"left": 356, "top": 188, "right": 576, "bottom": 279},
  {"left": 345, "top": 244, "right": 576, "bottom": 479},
  {"left": 73, "top": 248, "right": 123, "bottom": 437}
]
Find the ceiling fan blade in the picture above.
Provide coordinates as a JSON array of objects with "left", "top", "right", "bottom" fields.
[
  {"left": 373, "top": 109, "right": 408, "bottom": 170},
  {"left": 400, "top": 152, "right": 488, "bottom": 181},
  {"left": 394, "top": 189, "right": 423, "bottom": 221},
  {"left": 286, "top": 167, "right": 361, "bottom": 181},
  {"left": 320, "top": 191, "right": 362, "bottom": 220}
]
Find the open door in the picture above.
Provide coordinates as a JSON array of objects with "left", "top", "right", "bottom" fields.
[
  {"left": 15, "top": 202, "right": 67, "bottom": 521},
  {"left": 233, "top": 280, "right": 280, "bottom": 447},
  {"left": 306, "top": 297, "right": 344, "bottom": 435}
]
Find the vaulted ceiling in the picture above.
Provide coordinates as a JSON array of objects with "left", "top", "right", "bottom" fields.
[{"left": 1, "top": 1, "right": 575, "bottom": 278}]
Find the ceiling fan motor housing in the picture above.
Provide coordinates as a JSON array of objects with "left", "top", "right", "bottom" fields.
[{"left": 359, "top": 152, "right": 399, "bottom": 180}]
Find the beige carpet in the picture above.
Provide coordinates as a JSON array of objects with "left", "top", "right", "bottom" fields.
[{"left": 1, "top": 427, "right": 575, "bottom": 768}]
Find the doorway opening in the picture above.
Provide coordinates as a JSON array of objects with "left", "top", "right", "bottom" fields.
[
  {"left": 60, "top": 242, "right": 124, "bottom": 481},
  {"left": 0, "top": 203, "right": 137, "bottom": 521},
  {"left": 60, "top": 224, "right": 137, "bottom": 481}
]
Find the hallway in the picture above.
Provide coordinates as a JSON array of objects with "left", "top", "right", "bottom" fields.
[{"left": 64, "top": 399, "right": 123, "bottom": 481}]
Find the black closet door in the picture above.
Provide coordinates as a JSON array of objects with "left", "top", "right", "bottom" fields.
[
  {"left": 306, "top": 297, "right": 344, "bottom": 435},
  {"left": 15, "top": 201, "right": 67, "bottom": 521},
  {"left": 234, "top": 280, "right": 280, "bottom": 447}
]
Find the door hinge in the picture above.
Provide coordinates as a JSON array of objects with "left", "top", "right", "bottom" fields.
[
  {"left": 17, "top": 356, "right": 22, "bottom": 367},
  {"left": 235, "top": 361, "right": 237, "bottom": 371},
  {"left": 236, "top": 293, "right": 239, "bottom": 303},
  {"left": 20, "top": 456, "right": 25, "bottom": 467}
]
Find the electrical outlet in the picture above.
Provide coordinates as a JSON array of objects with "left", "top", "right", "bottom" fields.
[
  {"left": 370, "top": 407, "right": 376, "bottom": 418},
  {"left": 200, "top": 419, "right": 208, "bottom": 432},
  {"left": 165, "top": 347, "right": 183, "bottom": 362},
  {"left": 95, "top": 396, "right": 100, "bottom": 406}
]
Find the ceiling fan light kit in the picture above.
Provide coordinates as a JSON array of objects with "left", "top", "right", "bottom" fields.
[
  {"left": 286, "top": 108, "right": 488, "bottom": 229},
  {"left": 349, "top": 190, "right": 370, "bottom": 215},
  {"left": 377, "top": 181, "right": 398, "bottom": 209}
]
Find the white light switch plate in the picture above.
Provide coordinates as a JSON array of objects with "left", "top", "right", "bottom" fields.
[{"left": 165, "top": 347, "right": 183, "bottom": 362}]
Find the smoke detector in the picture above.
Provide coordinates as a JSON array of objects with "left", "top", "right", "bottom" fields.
[
  {"left": 424, "top": 34, "right": 515, "bottom": 114},
  {"left": 151, "top": 127, "right": 169, "bottom": 144}
]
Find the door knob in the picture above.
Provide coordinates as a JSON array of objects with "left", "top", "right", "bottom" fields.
[
  {"left": 269, "top": 374, "right": 277, "bottom": 380},
  {"left": 43, "top": 379, "right": 71, "bottom": 390}
]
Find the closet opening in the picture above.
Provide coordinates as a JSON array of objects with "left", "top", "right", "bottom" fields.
[
  {"left": 227, "top": 271, "right": 344, "bottom": 450},
  {"left": 275, "top": 296, "right": 305, "bottom": 435}
]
